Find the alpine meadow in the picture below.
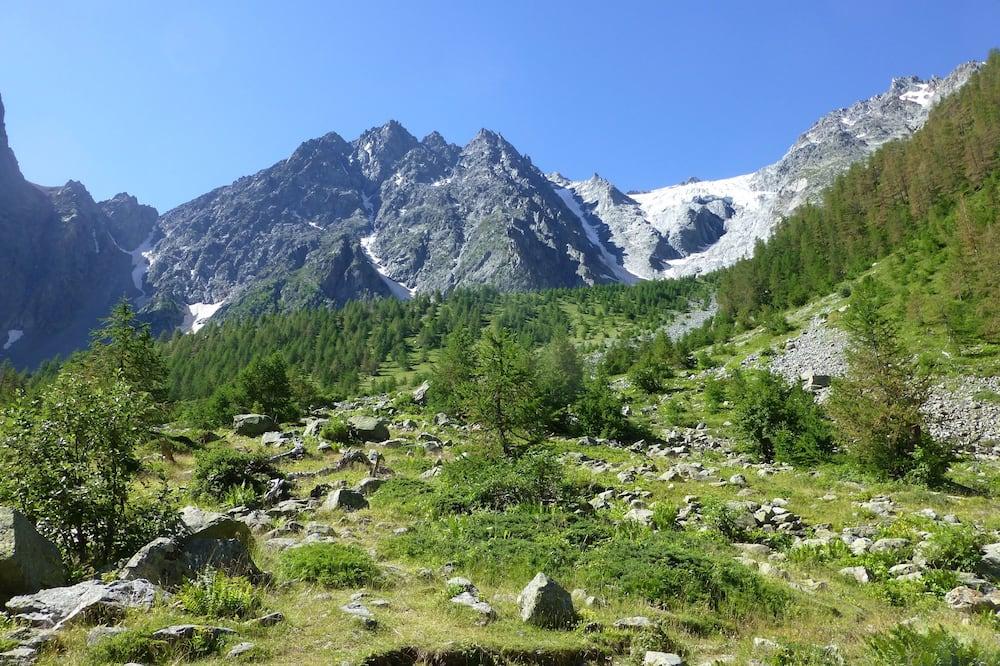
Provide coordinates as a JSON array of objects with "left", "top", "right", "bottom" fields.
[{"left": 1, "top": 5, "right": 1000, "bottom": 665}]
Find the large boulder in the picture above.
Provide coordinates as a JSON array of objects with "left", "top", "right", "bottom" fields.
[
  {"left": 517, "top": 573, "right": 576, "bottom": 629},
  {"left": 347, "top": 416, "right": 389, "bottom": 443},
  {"left": 977, "top": 542, "right": 1000, "bottom": 581},
  {"left": 233, "top": 414, "right": 277, "bottom": 436},
  {"left": 412, "top": 381, "right": 430, "bottom": 405},
  {"left": 5, "top": 579, "right": 156, "bottom": 628},
  {"left": 324, "top": 489, "right": 369, "bottom": 512},
  {"left": 180, "top": 506, "right": 252, "bottom": 544},
  {"left": 0, "top": 507, "right": 66, "bottom": 599},
  {"left": 119, "top": 508, "right": 260, "bottom": 587}
]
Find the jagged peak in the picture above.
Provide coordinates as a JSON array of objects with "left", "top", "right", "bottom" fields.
[{"left": 356, "top": 119, "right": 418, "bottom": 147}]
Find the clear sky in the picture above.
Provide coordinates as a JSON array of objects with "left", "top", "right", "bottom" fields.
[{"left": 1, "top": 1, "right": 997, "bottom": 212}]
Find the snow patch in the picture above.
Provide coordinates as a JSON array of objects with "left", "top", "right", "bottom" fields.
[
  {"left": 900, "top": 83, "right": 933, "bottom": 108},
  {"left": 181, "top": 302, "right": 225, "bottom": 334},
  {"left": 307, "top": 220, "right": 323, "bottom": 230},
  {"left": 109, "top": 229, "right": 157, "bottom": 306},
  {"left": 3, "top": 330, "right": 24, "bottom": 351},
  {"left": 553, "top": 187, "right": 639, "bottom": 284},
  {"left": 360, "top": 233, "right": 415, "bottom": 299}
]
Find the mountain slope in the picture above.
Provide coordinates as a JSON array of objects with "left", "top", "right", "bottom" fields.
[
  {"left": 0, "top": 94, "right": 157, "bottom": 368},
  {"left": 562, "top": 61, "right": 981, "bottom": 277}
]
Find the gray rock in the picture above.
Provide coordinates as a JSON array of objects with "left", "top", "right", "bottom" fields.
[
  {"left": 944, "top": 586, "right": 1000, "bottom": 613},
  {"left": 412, "top": 381, "right": 430, "bottom": 405},
  {"left": 347, "top": 416, "right": 389, "bottom": 443},
  {"left": 450, "top": 591, "right": 496, "bottom": 621},
  {"left": 151, "top": 624, "right": 236, "bottom": 645},
  {"left": 613, "top": 616, "right": 653, "bottom": 629},
  {"left": 180, "top": 506, "right": 252, "bottom": 544},
  {"left": 643, "top": 652, "right": 684, "bottom": 666},
  {"left": 324, "top": 489, "right": 369, "bottom": 512},
  {"left": 227, "top": 641, "right": 256, "bottom": 659},
  {"left": 516, "top": 573, "right": 576, "bottom": 629},
  {"left": 355, "top": 477, "right": 384, "bottom": 496},
  {"left": 233, "top": 414, "right": 276, "bottom": 436},
  {"left": 839, "top": 566, "right": 870, "bottom": 584},
  {"left": 0, "top": 507, "right": 66, "bottom": 599},
  {"left": 6, "top": 578, "right": 157, "bottom": 628}
]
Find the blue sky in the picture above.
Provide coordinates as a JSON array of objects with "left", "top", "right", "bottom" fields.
[{"left": 1, "top": 1, "right": 997, "bottom": 211}]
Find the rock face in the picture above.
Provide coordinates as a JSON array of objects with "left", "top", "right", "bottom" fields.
[
  {"left": 0, "top": 94, "right": 156, "bottom": 369},
  {"left": 516, "top": 573, "right": 576, "bottom": 629},
  {"left": 0, "top": 507, "right": 66, "bottom": 599}
]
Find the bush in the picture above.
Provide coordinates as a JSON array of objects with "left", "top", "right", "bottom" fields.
[
  {"left": 866, "top": 625, "right": 999, "bottom": 665},
  {"left": 432, "top": 451, "right": 574, "bottom": 515},
  {"left": 728, "top": 369, "right": 834, "bottom": 465},
  {"left": 319, "top": 418, "right": 351, "bottom": 444},
  {"left": 574, "top": 372, "right": 631, "bottom": 441},
  {"left": 580, "top": 533, "right": 787, "bottom": 619},
  {"left": 191, "top": 446, "right": 280, "bottom": 502},
  {"left": 178, "top": 570, "right": 263, "bottom": 619},
  {"left": 922, "top": 526, "right": 986, "bottom": 571},
  {"left": 279, "top": 543, "right": 381, "bottom": 588}
]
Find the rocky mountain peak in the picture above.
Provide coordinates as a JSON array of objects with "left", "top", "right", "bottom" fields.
[{"left": 352, "top": 120, "right": 420, "bottom": 184}]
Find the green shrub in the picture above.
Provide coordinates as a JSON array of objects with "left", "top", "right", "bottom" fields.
[
  {"left": 580, "top": 533, "right": 787, "bottom": 619},
  {"left": 223, "top": 482, "right": 260, "bottom": 509},
  {"left": 191, "top": 446, "right": 280, "bottom": 502},
  {"left": 867, "top": 625, "right": 999, "bottom": 665},
  {"left": 574, "top": 372, "right": 632, "bottom": 441},
  {"left": 728, "top": 369, "right": 834, "bottom": 465},
  {"left": 432, "top": 451, "right": 575, "bottom": 516},
  {"left": 922, "top": 526, "right": 986, "bottom": 571},
  {"left": 279, "top": 543, "right": 381, "bottom": 588},
  {"left": 86, "top": 630, "right": 166, "bottom": 665},
  {"left": 177, "top": 570, "right": 263, "bottom": 619},
  {"left": 319, "top": 418, "right": 351, "bottom": 444}
]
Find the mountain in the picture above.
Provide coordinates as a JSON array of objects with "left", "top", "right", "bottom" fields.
[
  {"left": 565, "top": 62, "right": 981, "bottom": 277},
  {"left": 0, "top": 94, "right": 158, "bottom": 367},
  {"left": 0, "top": 59, "right": 982, "bottom": 367}
]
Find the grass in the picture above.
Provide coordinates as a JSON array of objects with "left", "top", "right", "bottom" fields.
[{"left": 279, "top": 543, "right": 382, "bottom": 588}]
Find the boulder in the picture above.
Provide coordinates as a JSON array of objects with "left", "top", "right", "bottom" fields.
[
  {"left": 944, "top": 585, "right": 1000, "bottom": 613},
  {"left": 347, "top": 416, "right": 389, "bottom": 443},
  {"left": 119, "top": 535, "right": 261, "bottom": 587},
  {"left": 412, "top": 381, "right": 430, "bottom": 405},
  {"left": 232, "top": 414, "right": 276, "bottom": 436},
  {"left": 355, "top": 477, "right": 384, "bottom": 496},
  {"left": 0, "top": 507, "right": 66, "bottom": 599},
  {"left": 517, "top": 573, "right": 576, "bottom": 629},
  {"left": 119, "top": 507, "right": 260, "bottom": 587},
  {"left": 839, "top": 566, "right": 870, "bottom": 584},
  {"left": 643, "top": 652, "right": 684, "bottom": 666},
  {"left": 324, "top": 489, "right": 369, "bottom": 512},
  {"left": 5, "top": 579, "right": 157, "bottom": 628},
  {"left": 977, "top": 542, "right": 1000, "bottom": 581},
  {"left": 180, "top": 506, "right": 252, "bottom": 544}
]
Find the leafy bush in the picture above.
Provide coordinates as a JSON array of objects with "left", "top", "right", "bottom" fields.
[
  {"left": 728, "top": 369, "right": 834, "bottom": 465},
  {"left": 866, "top": 625, "right": 999, "bottom": 665},
  {"left": 580, "top": 533, "right": 787, "bottom": 619},
  {"left": 223, "top": 482, "right": 260, "bottom": 509},
  {"left": 922, "top": 526, "right": 986, "bottom": 571},
  {"left": 432, "top": 451, "right": 575, "bottom": 515},
  {"left": 191, "top": 446, "right": 280, "bottom": 502},
  {"left": 574, "top": 372, "right": 632, "bottom": 441},
  {"left": 178, "top": 570, "right": 263, "bottom": 619},
  {"left": 319, "top": 418, "right": 351, "bottom": 444},
  {"left": 279, "top": 543, "right": 381, "bottom": 588}
]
